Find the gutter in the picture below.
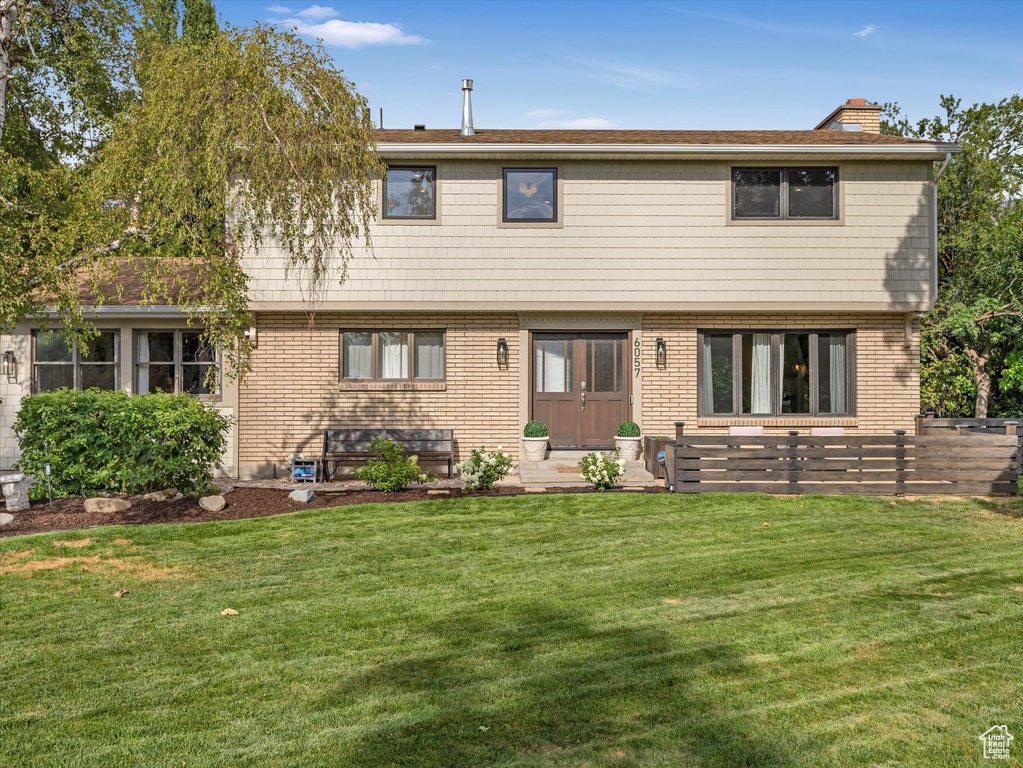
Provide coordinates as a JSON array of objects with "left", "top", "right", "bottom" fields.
[
  {"left": 38, "top": 305, "right": 197, "bottom": 317},
  {"left": 377, "top": 142, "right": 963, "bottom": 159}
]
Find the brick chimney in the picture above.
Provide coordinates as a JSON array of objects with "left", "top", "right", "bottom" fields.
[{"left": 814, "top": 99, "right": 881, "bottom": 134}]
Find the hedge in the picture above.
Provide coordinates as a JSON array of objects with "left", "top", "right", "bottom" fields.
[{"left": 14, "top": 389, "right": 231, "bottom": 498}]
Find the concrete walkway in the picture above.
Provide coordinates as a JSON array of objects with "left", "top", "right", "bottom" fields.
[{"left": 518, "top": 450, "right": 657, "bottom": 487}]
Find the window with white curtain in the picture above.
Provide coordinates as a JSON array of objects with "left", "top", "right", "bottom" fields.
[
  {"left": 342, "top": 331, "right": 445, "bottom": 381},
  {"left": 135, "top": 330, "right": 219, "bottom": 396},
  {"left": 699, "top": 330, "right": 853, "bottom": 416}
]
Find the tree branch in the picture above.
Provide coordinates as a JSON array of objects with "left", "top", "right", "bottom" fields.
[
  {"left": 976, "top": 306, "right": 1023, "bottom": 324},
  {"left": 24, "top": 225, "right": 156, "bottom": 287}
]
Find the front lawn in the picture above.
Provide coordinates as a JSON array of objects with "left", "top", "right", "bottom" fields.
[{"left": 2, "top": 493, "right": 1022, "bottom": 766}]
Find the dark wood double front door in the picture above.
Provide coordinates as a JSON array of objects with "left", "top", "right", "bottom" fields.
[{"left": 531, "top": 333, "right": 630, "bottom": 448}]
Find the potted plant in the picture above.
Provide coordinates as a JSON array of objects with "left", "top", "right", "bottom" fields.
[
  {"left": 615, "top": 421, "right": 642, "bottom": 461},
  {"left": 522, "top": 420, "right": 549, "bottom": 462}
]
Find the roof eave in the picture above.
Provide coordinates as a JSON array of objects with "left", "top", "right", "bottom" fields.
[{"left": 377, "top": 142, "right": 962, "bottom": 160}]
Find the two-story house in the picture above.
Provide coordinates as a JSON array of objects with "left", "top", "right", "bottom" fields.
[{"left": 0, "top": 95, "right": 959, "bottom": 480}]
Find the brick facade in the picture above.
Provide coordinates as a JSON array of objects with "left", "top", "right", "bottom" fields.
[
  {"left": 641, "top": 312, "right": 919, "bottom": 437},
  {"left": 238, "top": 312, "right": 520, "bottom": 478},
  {"left": 236, "top": 311, "right": 919, "bottom": 478}
]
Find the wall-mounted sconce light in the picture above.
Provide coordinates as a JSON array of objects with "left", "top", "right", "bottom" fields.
[
  {"left": 3, "top": 350, "right": 15, "bottom": 380},
  {"left": 655, "top": 338, "right": 667, "bottom": 367},
  {"left": 496, "top": 337, "right": 509, "bottom": 366}
]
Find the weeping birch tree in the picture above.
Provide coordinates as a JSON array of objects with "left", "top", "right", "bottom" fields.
[{"left": 1, "top": 1, "right": 382, "bottom": 380}]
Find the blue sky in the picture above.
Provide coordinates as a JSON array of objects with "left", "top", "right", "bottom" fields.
[{"left": 215, "top": 0, "right": 1023, "bottom": 130}]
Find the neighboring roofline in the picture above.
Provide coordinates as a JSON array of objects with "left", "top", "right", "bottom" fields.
[{"left": 376, "top": 142, "right": 961, "bottom": 159}]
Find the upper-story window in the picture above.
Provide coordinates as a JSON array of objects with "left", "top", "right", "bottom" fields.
[
  {"left": 383, "top": 166, "right": 436, "bottom": 219},
  {"left": 503, "top": 168, "right": 557, "bottom": 222},
  {"left": 33, "top": 330, "right": 119, "bottom": 392},
  {"left": 699, "top": 330, "right": 853, "bottom": 417},
  {"left": 135, "top": 330, "right": 219, "bottom": 396},
  {"left": 732, "top": 167, "right": 838, "bottom": 220}
]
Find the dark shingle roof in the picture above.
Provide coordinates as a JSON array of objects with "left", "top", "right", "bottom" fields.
[{"left": 376, "top": 128, "right": 938, "bottom": 146}]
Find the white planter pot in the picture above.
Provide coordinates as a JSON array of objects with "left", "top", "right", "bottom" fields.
[
  {"left": 521, "top": 437, "right": 549, "bottom": 462},
  {"left": 614, "top": 436, "right": 642, "bottom": 461}
]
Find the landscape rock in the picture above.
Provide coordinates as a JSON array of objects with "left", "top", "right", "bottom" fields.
[
  {"left": 215, "top": 485, "right": 234, "bottom": 496},
  {"left": 1, "top": 473, "right": 34, "bottom": 513},
  {"left": 289, "top": 489, "right": 316, "bottom": 503},
  {"left": 84, "top": 498, "right": 131, "bottom": 514},
  {"left": 199, "top": 495, "right": 226, "bottom": 512},
  {"left": 161, "top": 488, "right": 178, "bottom": 498},
  {"left": 142, "top": 491, "right": 167, "bottom": 502},
  {"left": 0, "top": 513, "right": 13, "bottom": 526}
]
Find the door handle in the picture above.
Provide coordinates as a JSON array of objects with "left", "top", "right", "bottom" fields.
[{"left": 581, "top": 391, "right": 585, "bottom": 410}]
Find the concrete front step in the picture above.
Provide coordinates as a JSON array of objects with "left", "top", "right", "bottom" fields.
[{"left": 518, "top": 453, "right": 657, "bottom": 486}]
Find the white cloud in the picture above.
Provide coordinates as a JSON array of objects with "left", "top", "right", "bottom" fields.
[
  {"left": 853, "top": 25, "right": 877, "bottom": 38},
  {"left": 295, "top": 4, "right": 339, "bottom": 21},
  {"left": 265, "top": 5, "right": 293, "bottom": 13},
  {"left": 539, "top": 117, "right": 616, "bottom": 129},
  {"left": 277, "top": 16, "right": 426, "bottom": 48}
]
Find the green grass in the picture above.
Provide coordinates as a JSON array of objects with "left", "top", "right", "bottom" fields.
[{"left": 3, "top": 493, "right": 1023, "bottom": 767}]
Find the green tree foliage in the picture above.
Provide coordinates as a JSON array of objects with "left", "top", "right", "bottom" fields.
[
  {"left": 148, "top": 0, "right": 217, "bottom": 44},
  {"left": 883, "top": 96, "right": 1023, "bottom": 416},
  {"left": 1, "top": 2, "right": 381, "bottom": 382}
]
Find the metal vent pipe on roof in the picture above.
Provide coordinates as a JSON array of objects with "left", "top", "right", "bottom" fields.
[{"left": 461, "top": 79, "right": 475, "bottom": 136}]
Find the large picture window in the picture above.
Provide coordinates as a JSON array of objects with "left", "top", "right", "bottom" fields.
[
  {"left": 342, "top": 330, "right": 444, "bottom": 381},
  {"left": 383, "top": 166, "right": 436, "bottom": 219},
  {"left": 135, "top": 330, "right": 219, "bottom": 396},
  {"left": 503, "top": 168, "right": 557, "bottom": 222},
  {"left": 33, "top": 330, "right": 119, "bottom": 392},
  {"left": 732, "top": 167, "right": 838, "bottom": 220},
  {"left": 699, "top": 330, "right": 853, "bottom": 417}
]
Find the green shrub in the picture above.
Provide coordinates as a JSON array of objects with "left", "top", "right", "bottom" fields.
[
  {"left": 579, "top": 449, "right": 625, "bottom": 492},
  {"left": 523, "top": 420, "right": 548, "bottom": 438},
  {"left": 354, "top": 438, "right": 435, "bottom": 493},
  {"left": 457, "top": 446, "right": 515, "bottom": 490},
  {"left": 617, "top": 421, "right": 640, "bottom": 438},
  {"left": 14, "top": 389, "right": 231, "bottom": 498}
]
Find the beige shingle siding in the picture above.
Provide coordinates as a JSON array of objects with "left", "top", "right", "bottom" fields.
[{"left": 244, "top": 160, "right": 934, "bottom": 310}]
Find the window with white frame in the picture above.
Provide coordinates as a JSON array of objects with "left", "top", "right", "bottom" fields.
[
  {"left": 33, "top": 330, "right": 119, "bottom": 392},
  {"left": 134, "top": 330, "right": 219, "bottom": 396}
]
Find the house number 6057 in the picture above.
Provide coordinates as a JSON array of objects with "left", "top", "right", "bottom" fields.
[{"left": 634, "top": 338, "right": 641, "bottom": 376}]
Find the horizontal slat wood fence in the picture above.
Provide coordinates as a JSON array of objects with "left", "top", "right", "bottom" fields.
[
  {"left": 916, "top": 414, "right": 1023, "bottom": 475},
  {"left": 669, "top": 424, "right": 1018, "bottom": 496}
]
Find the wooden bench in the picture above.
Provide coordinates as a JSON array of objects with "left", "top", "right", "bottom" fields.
[{"left": 321, "top": 429, "right": 455, "bottom": 481}]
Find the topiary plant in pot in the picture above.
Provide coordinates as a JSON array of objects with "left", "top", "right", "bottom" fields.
[
  {"left": 522, "top": 420, "right": 549, "bottom": 462},
  {"left": 614, "top": 421, "right": 642, "bottom": 461}
]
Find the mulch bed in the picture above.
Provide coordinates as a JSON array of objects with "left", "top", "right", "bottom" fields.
[{"left": 1, "top": 484, "right": 667, "bottom": 538}]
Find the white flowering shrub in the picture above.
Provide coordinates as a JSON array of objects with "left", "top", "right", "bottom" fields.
[
  {"left": 457, "top": 446, "right": 515, "bottom": 490},
  {"left": 579, "top": 449, "right": 625, "bottom": 491}
]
